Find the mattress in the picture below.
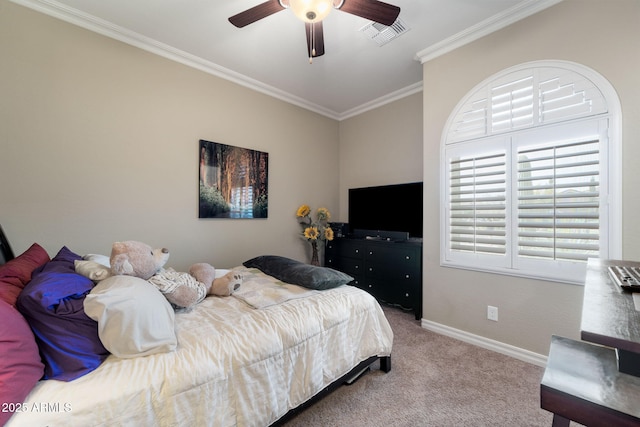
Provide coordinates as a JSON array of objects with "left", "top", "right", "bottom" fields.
[{"left": 6, "top": 267, "right": 393, "bottom": 427}]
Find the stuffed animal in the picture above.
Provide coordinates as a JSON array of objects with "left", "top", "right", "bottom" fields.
[
  {"left": 78, "top": 240, "right": 242, "bottom": 310},
  {"left": 110, "top": 241, "right": 169, "bottom": 280},
  {"left": 189, "top": 263, "right": 243, "bottom": 297}
]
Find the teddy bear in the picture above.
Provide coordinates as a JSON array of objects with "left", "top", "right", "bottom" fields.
[{"left": 76, "top": 240, "right": 242, "bottom": 310}]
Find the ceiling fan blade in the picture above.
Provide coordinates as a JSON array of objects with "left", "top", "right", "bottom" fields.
[
  {"left": 337, "top": 0, "right": 400, "bottom": 26},
  {"left": 229, "top": 0, "right": 285, "bottom": 28},
  {"left": 305, "top": 22, "right": 325, "bottom": 58}
]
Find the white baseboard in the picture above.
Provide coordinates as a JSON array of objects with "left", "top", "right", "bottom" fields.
[{"left": 421, "top": 319, "right": 548, "bottom": 367}]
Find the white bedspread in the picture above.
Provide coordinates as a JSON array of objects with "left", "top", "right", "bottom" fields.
[
  {"left": 231, "top": 267, "right": 320, "bottom": 308},
  {"left": 7, "top": 267, "right": 393, "bottom": 427}
]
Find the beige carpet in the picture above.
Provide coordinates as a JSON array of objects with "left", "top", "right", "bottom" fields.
[{"left": 280, "top": 305, "right": 557, "bottom": 427}]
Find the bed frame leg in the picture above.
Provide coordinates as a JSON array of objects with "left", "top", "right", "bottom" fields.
[{"left": 380, "top": 356, "right": 391, "bottom": 373}]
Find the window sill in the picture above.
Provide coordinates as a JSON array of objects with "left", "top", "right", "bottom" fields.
[{"left": 439, "top": 260, "right": 585, "bottom": 286}]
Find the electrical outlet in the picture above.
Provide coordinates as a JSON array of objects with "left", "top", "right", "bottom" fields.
[{"left": 487, "top": 305, "right": 499, "bottom": 321}]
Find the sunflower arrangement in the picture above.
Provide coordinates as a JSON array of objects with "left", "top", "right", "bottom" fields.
[{"left": 296, "top": 204, "right": 334, "bottom": 265}]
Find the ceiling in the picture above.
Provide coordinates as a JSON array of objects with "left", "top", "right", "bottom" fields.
[{"left": 13, "top": 0, "right": 561, "bottom": 119}]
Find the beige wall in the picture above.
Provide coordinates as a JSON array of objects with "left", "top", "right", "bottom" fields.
[
  {"left": 0, "top": 1, "right": 339, "bottom": 270},
  {"left": 4, "top": 0, "right": 637, "bottom": 358},
  {"left": 337, "top": 93, "right": 423, "bottom": 221},
  {"left": 422, "top": 0, "right": 640, "bottom": 355}
]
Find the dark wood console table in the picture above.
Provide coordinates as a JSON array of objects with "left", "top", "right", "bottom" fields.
[{"left": 540, "top": 259, "right": 640, "bottom": 426}]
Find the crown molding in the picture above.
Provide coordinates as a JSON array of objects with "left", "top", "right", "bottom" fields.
[
  {"left": 338, "top": 82, "right": 423, "bottom": 120},
  {"left": 10, "top": 0, "right": 562, "bottom": 121},
  {"left": 8, "top": 0, "right": 344, "bottom": 120},
  {"left": 415, "top": 0, "right": 564, "bottom": 64}
]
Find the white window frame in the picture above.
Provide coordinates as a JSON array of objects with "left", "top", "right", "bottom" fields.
[{"left": 440, "top": 61, "right": 621, "bottom": 285}]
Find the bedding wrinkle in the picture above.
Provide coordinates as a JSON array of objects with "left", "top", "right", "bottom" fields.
[
  {"left": 230, "top": 267, "right": 320, "bottom": 309},
  {"left": 6, "top": 269, "right": 393, "bottom": 427}
]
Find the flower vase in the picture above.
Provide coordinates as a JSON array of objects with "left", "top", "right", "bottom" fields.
[{"left": 310, "top": 241, "right": 320, "bottom": 266}]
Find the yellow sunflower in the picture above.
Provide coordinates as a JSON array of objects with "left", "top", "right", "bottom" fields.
[
  {"left": 304, "top": 226, "right": 320, "bottom": 240},
  {"left": 296, "top": 204, "right": 311, "bottom": 218},
  {"left": 316, "top": 207, "right": 330, "bottom": 221},
  {"left": 324, "top": 227, "right": 334, "bottom": 241}
]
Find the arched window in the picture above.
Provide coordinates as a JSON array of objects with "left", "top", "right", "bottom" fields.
[{"left": 440, "top": 61, "right": 621, "bottom": 284}]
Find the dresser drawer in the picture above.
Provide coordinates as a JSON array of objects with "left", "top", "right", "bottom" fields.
[
  {"left": 365, "top": 245, "right": 420, "bottom": 267},
  {"left": 365, "top": 266, "right": 420, "bottom": 285},
  {"left": 340, "top": 257, "right": 364, "bottom": 277},
  {"left": 335, "top": 240, "right": 366, "bottom": 259}
]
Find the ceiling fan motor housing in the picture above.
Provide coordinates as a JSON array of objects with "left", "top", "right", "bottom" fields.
[{"left": 288, "top": 0, "right": 333, "bottom": 23}]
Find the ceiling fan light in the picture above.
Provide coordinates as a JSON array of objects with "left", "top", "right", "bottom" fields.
[{"left": 289, "top": 0, "right": 332, "bottom": 23}]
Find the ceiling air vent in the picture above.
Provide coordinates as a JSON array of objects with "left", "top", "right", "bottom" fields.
[{"left": 360, "top": 18, "right": 409, "bottom": 46}]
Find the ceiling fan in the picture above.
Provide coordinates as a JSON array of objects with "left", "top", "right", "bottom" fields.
[{"left": 229, "top": 0, "right": 401, "bottom": 62}]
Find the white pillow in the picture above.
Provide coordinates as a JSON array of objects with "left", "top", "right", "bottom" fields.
[
  {"left": 75, "top": 260, "right": 112, "bottom": 281},
  {"left": 84, "top": 276, "right": 177, "bottom": 358},
  {"left": 82, "top": 253, "right": 111, "bottom": 267}
]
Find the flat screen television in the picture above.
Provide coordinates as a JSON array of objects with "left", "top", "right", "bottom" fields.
[{"left": 348, "top": 182, "right": 423, "bottom": 239}]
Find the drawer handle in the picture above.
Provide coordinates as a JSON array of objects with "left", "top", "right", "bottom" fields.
[
  {"left": 369, "top": 267, "right": 373, "bottom": 272},
  {"left": 405, "top": 274, "right": 410, "bottom": 279},
  {"left": 369, "top": 251, "right": 374, "bottom": 255},
  {"left": 355, "top": 249, "right": 359, "bottom": 254},
  {"left": 406, "top": 256, "right": 410, "bottom": 260}
]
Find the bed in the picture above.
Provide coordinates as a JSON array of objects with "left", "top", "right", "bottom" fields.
[{"left": 0, "top": 230, "right": 393, "bottom": 427}]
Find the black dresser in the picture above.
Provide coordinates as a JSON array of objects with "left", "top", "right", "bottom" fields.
[{"left": 325, "top": 237, "right": 422, "bottom": 319}]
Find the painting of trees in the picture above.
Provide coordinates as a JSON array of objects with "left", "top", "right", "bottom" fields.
[{"left": 199, "top": 140, "right": 268, "bottom": 218}]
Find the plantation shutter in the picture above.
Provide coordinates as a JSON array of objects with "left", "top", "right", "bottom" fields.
[
  {"left": 517, "top": 139, "right": 600, "bottom": 261},
  {"left": 491, "top": 76, "right": 534, "bottom": 133},
  {"left": 442, "top": 62, "right": 615, "bottom": 282},
  {"left": 449, "top": 152, "right": 507, "bottom": 255},
  {"left": 447, "top": 67, "right": 607, "bottom": 143}
]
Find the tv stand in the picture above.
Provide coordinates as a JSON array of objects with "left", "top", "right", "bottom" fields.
[
  {"left": 325, "top": 236, "right": 422, "bottom": 319},
  {"left": 353, "top": 229, "right": 409, "bottom": 242}
]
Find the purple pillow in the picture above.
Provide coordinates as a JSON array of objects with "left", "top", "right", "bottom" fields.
[
  {"left": 0, "top": 300, "right": 44, "bottom": 426},
  {"left": 17, "top": 247, "right": 109, "bottom": 381}
]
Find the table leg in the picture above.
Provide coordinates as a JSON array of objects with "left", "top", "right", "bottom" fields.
[{"left": 551, "top": 414, "right": 570, "bottom": 427}]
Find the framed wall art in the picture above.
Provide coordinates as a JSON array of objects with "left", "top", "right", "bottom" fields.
[{"left": 199, "top": 139, "right": 269, "bottom": 219}]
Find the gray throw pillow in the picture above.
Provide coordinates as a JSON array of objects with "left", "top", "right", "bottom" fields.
[{"left": 243, "top": 255, "right": 353, "bottom": 290}]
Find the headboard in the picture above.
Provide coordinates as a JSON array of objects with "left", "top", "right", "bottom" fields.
[{"left": 0, "top": 225, "right": 15, "bottom": 265}]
